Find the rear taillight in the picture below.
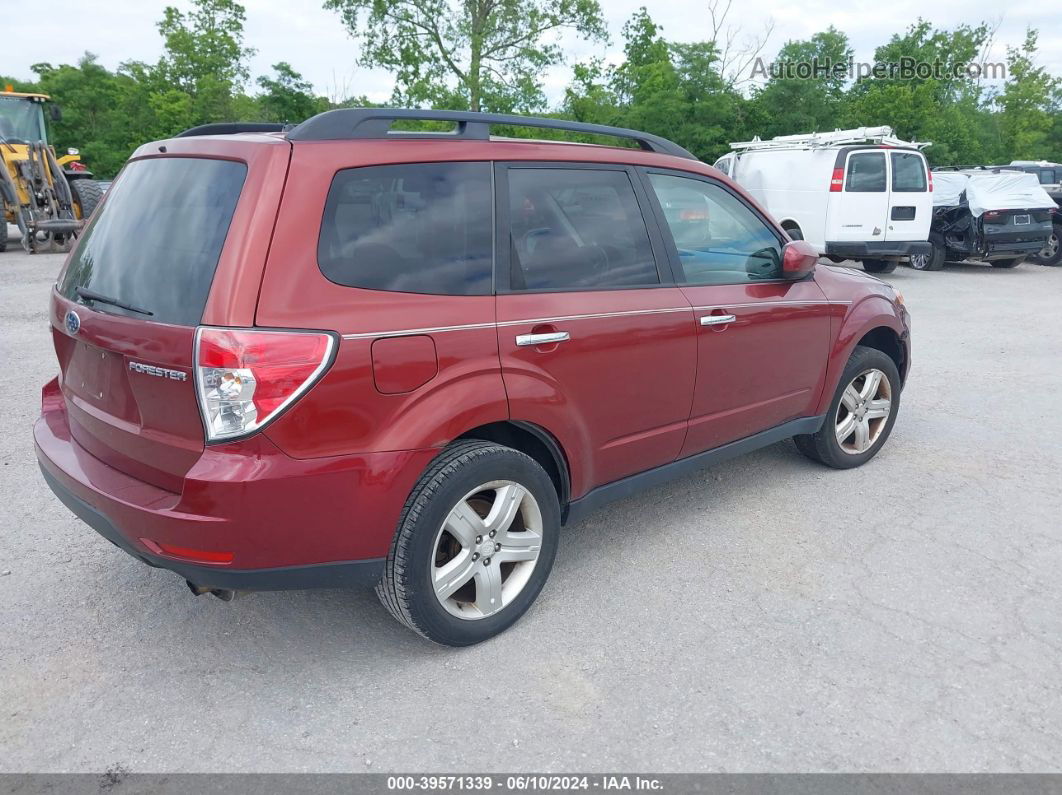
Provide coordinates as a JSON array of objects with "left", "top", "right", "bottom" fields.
[
  {"left": 829, "top": 167, "right": 844, "bottom": 192},
  {"left": 194, "top": 328, "right": 335, "bottom": 442},
  {"left": 928, "top": 170, "right": 933, "bottom": 192},
  {"left": 983, "top": 210, "right": 1003, "bottom": 223}
]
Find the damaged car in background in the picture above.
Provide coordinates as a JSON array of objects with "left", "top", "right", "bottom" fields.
[{"left": 912, "top": 168, "right": 1056, "bottom": 270}]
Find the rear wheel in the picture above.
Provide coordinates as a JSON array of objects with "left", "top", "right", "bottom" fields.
[
  {"left": 0, "top": 219, "right": 7, "bottom": 252},
  {"left": 990, "top": 257, "right": 1023, "bottom": 269},
  {"left": 70, "top": 179, "right": 104, "bottom": 222},
  {"left": 862, "top": 259, "right": 897, "bottom": 274},
  {"left": 377, "top": 440, "right": 560, "bottom": 646},
  {"left": 782, "top": 223, "right": 803, "bottom": 241},
  {"left": 1028, "top": 224, "right": 1061, "bottom": 266},
  {"left": 795, "top": 345, "right": 901, "bottom": 469}
]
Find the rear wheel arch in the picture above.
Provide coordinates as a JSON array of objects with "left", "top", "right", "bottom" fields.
[
  {"left": 780, "top": 220, "right": 803, "bottom": 240},
  {"left": 458, "top": 421, "right": 571, "bottom": 513}
]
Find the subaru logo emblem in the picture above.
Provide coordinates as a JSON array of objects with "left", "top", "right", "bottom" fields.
[{"left": 65, "top": 310, "right": 81, "bottom": 335}]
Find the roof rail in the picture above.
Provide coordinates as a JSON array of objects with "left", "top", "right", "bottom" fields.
[
  {"left": 286, "top": 108, "right": 697, "bottom": 160},
  {"left": 730, "top": 126, "right": 931, "bottom": 152},
  {"left": 175, "top": 122, "right": 290, "bottom": 138}
]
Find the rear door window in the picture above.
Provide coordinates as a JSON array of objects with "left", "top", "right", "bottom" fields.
[
  {"left": 506, "top": 167, "right": 659, "bottom": 290},
  {"left": 890, "top": 152, "right": 927, "bottom": 192},
  {"left": 59, "top": 157, "right": 247, "bottom": 326},
  {"left": 318, "top": 162, "right": 493, "bottom": 295},
  {"left": 845, "top": 152, "right": 887, "bottom": 192},
  {"left": 1039, "top": 169, "right": 1057, "bottom": 184}
]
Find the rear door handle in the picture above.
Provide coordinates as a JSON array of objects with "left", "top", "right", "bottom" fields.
[
  {"left": 516, "top": 331, "right": 570, "bottom": 346},
  {"left": 700, "top": 314, "right": 736, "bottom": 326}
]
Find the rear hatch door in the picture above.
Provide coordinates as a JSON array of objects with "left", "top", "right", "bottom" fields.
[{"left": 51, "top": 139, "right": 290, "bottom": 492}]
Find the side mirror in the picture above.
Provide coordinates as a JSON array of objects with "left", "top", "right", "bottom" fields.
[
  {"left": 782, "top": 239, "right": 818, "bottom": 279},
  {"left": 49, "top": 104, "right": 62, "bottom": 122}
]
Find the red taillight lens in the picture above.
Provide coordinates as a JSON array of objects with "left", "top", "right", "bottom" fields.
[
  {"left": 983, "top": 210, "right": 1003, "bottom": 222},
  {"left": 195, "top": 328, "right": 335, "bottom": 442},
  {"left": 928, "top": 170, "right": 933, "bottom": 192},
  {"left": 829, "top": 167, "right": 844, "bottom": 192}
]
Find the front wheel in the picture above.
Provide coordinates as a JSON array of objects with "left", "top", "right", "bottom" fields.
[
  {"left": 862, "top": 259, "right": 897, "bottom": 274},
  {"left": 377, "top": 440, "right": 560, "bottom": 646},
  {"left": 70, "top": 179, "right": 104, "bottom": 222},
  {"left": 795, "top": 346, "right": 901, "bottom": 469},
  {"left": 909, "top": 238, "right": 945, "bottom": 271}
]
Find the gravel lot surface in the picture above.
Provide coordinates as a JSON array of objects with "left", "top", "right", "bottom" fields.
[{"left": 2, "top": 227, "right": 1060, "bottom": 772}]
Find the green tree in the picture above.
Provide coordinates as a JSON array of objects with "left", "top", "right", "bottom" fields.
[
  {"left": 749, "top": 27, "right": 853, "bottom": 138},
  {"left": 995, "top": 29, "right": 1062, "bottom": 160},
  {"left": 322, "top": 0, "right": 608, "bottom": 112},
  {"left": 154, "top": 0, "right": 256, "bottom": 122},
  {"left": 846, "top": 20, "right": 990, "bottom": 164},
  {"left": 256, "top": 62, "right": 328, "bottom": 123}
]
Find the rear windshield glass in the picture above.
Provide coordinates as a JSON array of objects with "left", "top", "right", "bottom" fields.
[
  {"left": 891, "top": 152, "right": 927, "bottom": 192},
  {"left": 317, "top": 162, "right": 493, "bottom": 295},
  {"left": 59, "top": 157, "right": 247, "bottom": 326}
]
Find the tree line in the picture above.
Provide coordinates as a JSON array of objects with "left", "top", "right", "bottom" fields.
[{"left": 4, "top": 0, "right": 1059, "bottom": 178}]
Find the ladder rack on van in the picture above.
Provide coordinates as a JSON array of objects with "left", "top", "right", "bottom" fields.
[{"left": 730, "top": 126, "right": 930, "bottom": 152}]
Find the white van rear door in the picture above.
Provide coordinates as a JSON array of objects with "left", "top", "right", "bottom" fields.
[
  {"left": 885, "top": 151, "right": 932, "bottom": 241},
  {"left": 829, "top": 150, "right": 889, "bottom": 243}
]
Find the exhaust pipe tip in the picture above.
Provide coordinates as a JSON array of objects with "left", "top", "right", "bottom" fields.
[{"left": 185, "top": 580, "right": 238, "bottom": 601}]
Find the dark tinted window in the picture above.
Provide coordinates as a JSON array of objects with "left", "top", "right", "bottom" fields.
[
  {"left": 845, "top": 152, "right": 886, "bottom": 192},
  {"left": 1039, "top": 169, "right": 1056, "bottom": 184},
  {"left": 318, "top": 162, "right": 492, "bottom": 295},
  {"left": 891, "top": 152, "right": 927, "bottom": 192},
  {"left": 59, "top": 157, "right": 246, "bottom": 326},
  {"left": 507, "top": 168, "right": 658, "bottom": 290},
  {"left": 649, "top": 173, "right": 782, "bottom": 285}
]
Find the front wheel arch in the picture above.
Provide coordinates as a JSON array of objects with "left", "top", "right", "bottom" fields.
[{"left": 856, "top": 326, "right": 907, "bottom": 386}]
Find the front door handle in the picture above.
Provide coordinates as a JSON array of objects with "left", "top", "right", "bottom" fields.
[
  {"left": 700, "top": 314, "right": 736, "bottom": 326},
  {"left": 516, "top": 331, "right": 570, "bottom": 346}
]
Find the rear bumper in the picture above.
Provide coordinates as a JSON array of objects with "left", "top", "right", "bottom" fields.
[
  {"left": 38, "top": 464, "right": 384, "bottom": 590},
  {"left": 825, "top": 241, "right": 931, "bottom": 260},
  {"left": 34, "top": 388, "right": 435, "bottom": 590}
]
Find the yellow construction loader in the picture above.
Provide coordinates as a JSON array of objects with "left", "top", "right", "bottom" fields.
[{"left": 1, "top": 87, "right": 105, "bottom": 253}]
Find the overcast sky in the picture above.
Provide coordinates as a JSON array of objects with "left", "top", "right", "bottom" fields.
[{"left": 6, "top": 0, "right": 1060, "bottom": 104}]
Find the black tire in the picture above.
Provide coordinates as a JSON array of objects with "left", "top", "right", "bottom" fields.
[
  {"left": 909, "top": 237, "right": 945, "bottom": 271},
  {"left": 0, "top": 219, "right": 7, "bottom": 253},
  {"left": 990, "top": 257, "right": 1023, "bottom": 269},
  {"left": 70, "top": 179, "right": 104, "bottom": 221},
  {"left": 862, "top": 259, "right": 897, "bottom": 274},
  {"left": 783, "top": 223, "right": 803, "bottom": 240},
  {"left": 794, "top": 345, "right": 901, "bottom": 470},
  {"left": 376, "top": 440, "right": 560, "bottom": 646},
  {"left": 1028, "top": 223, "right": 1061, "bottom": 266}
]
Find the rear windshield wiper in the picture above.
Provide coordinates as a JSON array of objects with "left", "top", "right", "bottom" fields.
[{"left": 75, "top": 286, "right": 154, "bottom": 316}]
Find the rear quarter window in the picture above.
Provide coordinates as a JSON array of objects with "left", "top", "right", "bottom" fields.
[
  {"left": 59, "top": 157, "right": 247, "bottom": 326},
  {"left": 317, "top": 162, "right": 493, "bottom": 295}
]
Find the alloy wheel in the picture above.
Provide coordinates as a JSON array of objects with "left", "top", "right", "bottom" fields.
[
  {"left": 910, "top": 253, "right": 929, "bottom": 270},
  {"left": 431, "top": 481, "right": 543, "bottom": 620},
  {"left": 1038, "top": 232, "right": 1059, "bottom": 261},
  {"left": 835, "top": 368, "right": 892, "bottom": 454}
]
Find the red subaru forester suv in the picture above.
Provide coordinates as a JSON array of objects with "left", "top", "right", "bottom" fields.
[{"left": 35, "top": 110, "right": 910, "bottom": 646}]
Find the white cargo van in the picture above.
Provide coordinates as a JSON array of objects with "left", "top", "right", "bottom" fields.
[{"left": 713, "top": 127, "right": 933, "bottom": 274}]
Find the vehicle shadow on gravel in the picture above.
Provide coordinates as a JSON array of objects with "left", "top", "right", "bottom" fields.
[{"left": 79, "top": 440, "right": 820, "bottom": 660}]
